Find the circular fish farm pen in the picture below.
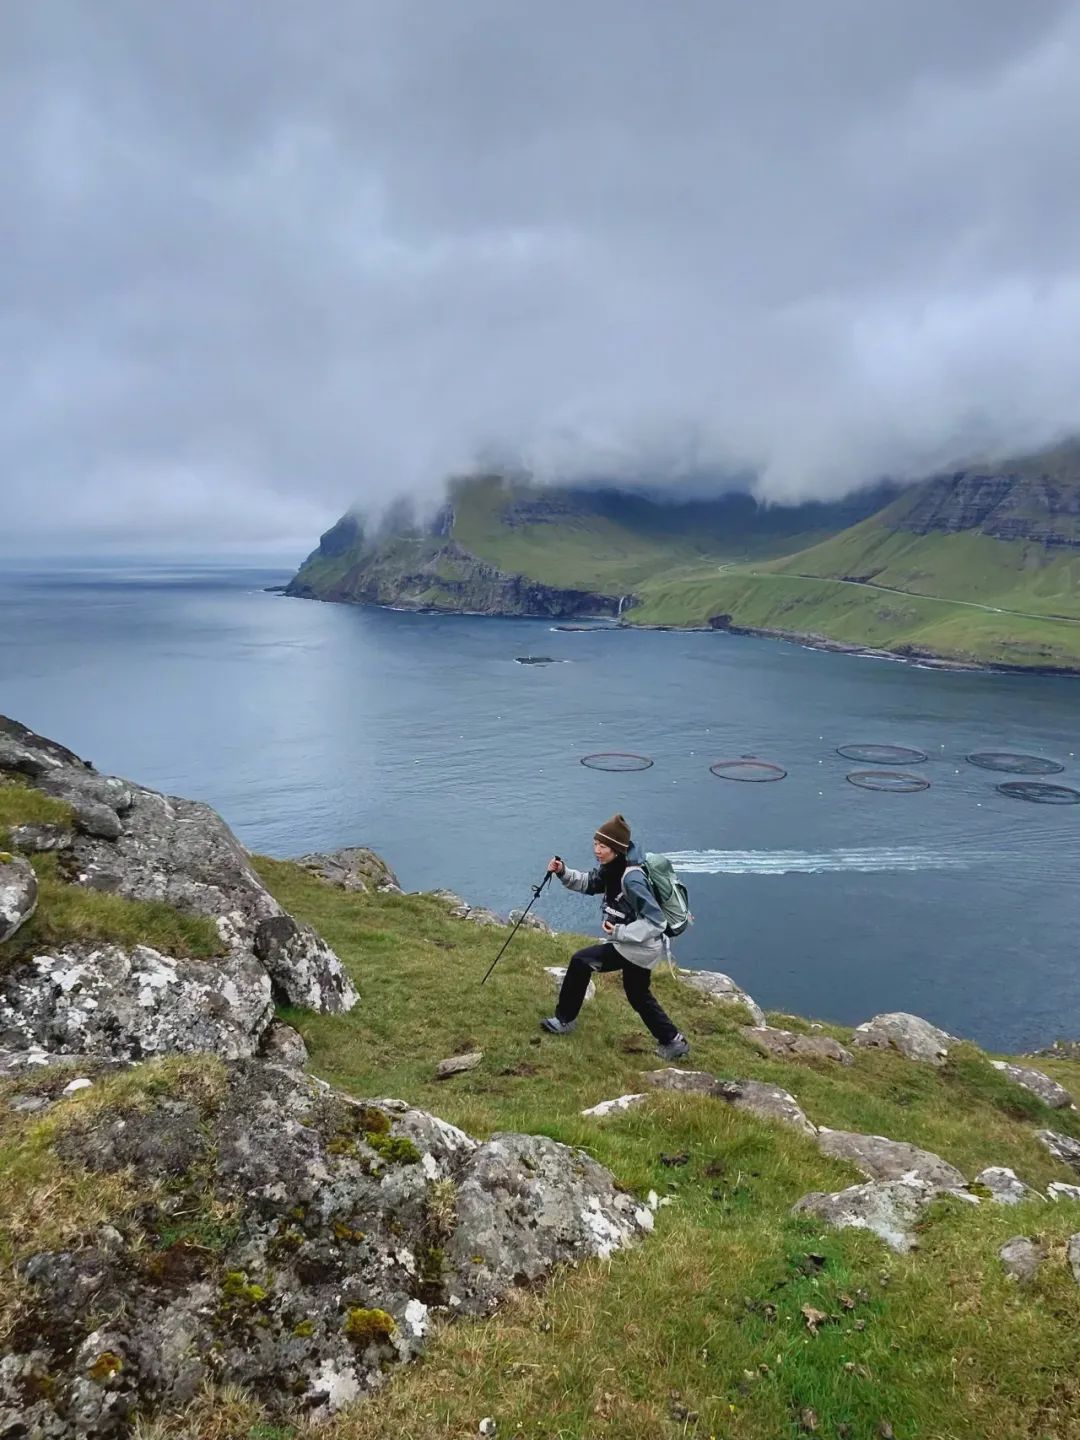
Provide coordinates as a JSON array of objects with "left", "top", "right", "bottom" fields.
[
  {"left": 708, "top": 759, "right": 787, "bottom": 782},
  {"left": 845, "top": 770, "right": 931, "bottom": 793},
  {"left": 836, "top": 744, "right": 929, "bottom": 765},
  {"left": 995, "top": 780, "right": 1080, "bottom": 805},
  {"left": 579, "top": 752, "right": 655, "bottom": 771},
  {"left": 966, "top": 751, "right": 1065, "bottom": 775}
]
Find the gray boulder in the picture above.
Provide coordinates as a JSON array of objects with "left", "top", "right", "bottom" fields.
[
  {"left": 259, "top": 1020, "right": 309, "bottom": 1070},
  {"left": 581, "top": 1093, "right": 649, "bottom": 1119},
  {"left": 73, "top": 800, "right": 123, "bottom": 841},
  {"left": 640, "top": 1068, "right": 721, "bottom": 1096},
  {"left": 715, "top": 1078, "right": 816, "bottom": 1135},
  {"left": 793, "top": 1179, "right": 934, "bottom": 1254},
  {"left": 741, "top": 1025, "right": 853, "bottom": 1066},
  {"left": 6, "top": 823, "right": 73, "bottom": 853},
  {"left": 0, "top": 852, "right": 38, "bottom": 941},
  {"left": 1035, "top": 1129, "right": 1080, "bottom": 1175},
  {"left": 991, "top": 1060, "right": 1074, "bottom": 1110},
  {"left": 295, "top": 847, "right": 402, "bottom": 894},
  {"left": 998, "top": 1235, "right": 1044, "bottom": 1283},
  {"left": 815, "top": 1128, "right": 965, "bottom": 1190},
  {"left": 640, "top": 1068, "right": 816, "bottom": 1134},
  {"left": 1048, "top": 1181, "right": 1080, "bottom": 1203},
  {"left": 0, "top": 717, "right": 357, "bottom": 1033},
  {"left": 434, "top": 1051, "right": 483, "bottom": 1080},
  {"left": 1, "top": 1059, "right": 651, "bottom": 1436},
  {"left": 1069, "top": 1234, "right": 1080, "bottom": 1285},
  {"left": 430, "top": 891, "right": 507, "bottom": 927},
  {"left": 675, "top": 970, "right": 765, "bottom": 1025},
  {"left": 973, "top": 1166, "right": 1043, "bottom": 1205},
  {"left": 851, "top": 1012, "right": 953, "bottom": 1065},
  {"left": 0, "top": 943, "right": 273, "bottom": 1061},
  {"left": 508, "top": 909, "right": 556, "bottom": 935}
]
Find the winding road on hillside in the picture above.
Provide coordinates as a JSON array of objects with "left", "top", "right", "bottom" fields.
[{"left": 740, "top": 569, "right": 1080, "bottom": 627}]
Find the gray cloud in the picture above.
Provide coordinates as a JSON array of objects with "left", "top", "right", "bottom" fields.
[{"left": 2, "top": 0, "right": 1079, "bottom": 550}]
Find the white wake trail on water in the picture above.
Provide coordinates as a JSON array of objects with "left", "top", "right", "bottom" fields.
[{"left": 665, "top": 848, "right": 995, "bottom": 875}]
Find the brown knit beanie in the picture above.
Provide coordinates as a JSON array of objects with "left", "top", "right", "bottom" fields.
[{"left": 594, "top": 813, "right": 631, "bottom": 853}]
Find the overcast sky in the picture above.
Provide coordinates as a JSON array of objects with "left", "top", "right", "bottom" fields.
[{"left": 3, "top": 1, "right": 1080, "bottom": 553}]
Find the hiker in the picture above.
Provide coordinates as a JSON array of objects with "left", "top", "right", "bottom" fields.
[{"left": 541, "top": 813, "right": 689, "bottom": 1060}]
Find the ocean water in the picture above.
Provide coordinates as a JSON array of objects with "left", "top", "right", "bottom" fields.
[{"left": 2, "top": 557, "right": 1079, "bottom": 1052}]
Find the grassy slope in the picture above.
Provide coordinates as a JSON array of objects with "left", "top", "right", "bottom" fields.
[
  {"left": 451, "top": 477, "right": 871, "bottom": 592},
  {"left": 178, "top": 857, "right": 1080, "bottom": 1440}
]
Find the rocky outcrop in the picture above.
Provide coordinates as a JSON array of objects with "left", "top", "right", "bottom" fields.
[
  {"left": 991, "top": 1060, "right": 1074, "bottom": 1110},
  {"left": 0, "top": 852, "right": 37, "bottom": 941},
  {"left": 0, "top": 717, "right": 357, "bottom": 1065},
  {"left": 741, "top": 1025, "right": 853, "bottom": 1066},
  {"left": 851, "top": 1012, "right": 953, "bottom": 1065},
  {"left": 641, "top": 1068, "right": 816, "bottom": 1135},
  {"left": 898, "top": 454, "right": 1080, "bottom": 547},
  {"left": 0, "top": 943, "right": 273, "bottom": 1062},
  {"left": 815, "top": 1128, "right": 964, "bottom": 1190},
  {"left": 295, "top": 847, "right": 402, "bottom": 895},
  {"left": 675, "top": 970, "right": 765, "bottom": 1025},
  {"left": 1, "top": 1059, "right": 651, "bottom": 1437}
]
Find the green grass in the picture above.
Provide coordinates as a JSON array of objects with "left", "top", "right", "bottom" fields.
[
  {"left": 0, "top": 776, "right": 74, "bottom": 837},
  {"left": 4, "top": 856, "right": 1080, "bottom": 1435},
  {"left": 630, "top": 564, "right": 1080, "bottom": 669},
  {"left": 215, "top": 858, "right": 1080, "bottom": 1440}
]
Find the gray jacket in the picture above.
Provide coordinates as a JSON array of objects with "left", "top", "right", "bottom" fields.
[{"left": 558, "top": 841, "right": 667, "bottom": 970}]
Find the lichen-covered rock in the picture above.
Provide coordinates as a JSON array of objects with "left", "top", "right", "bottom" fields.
[
  {"left": 1068, "top": 1234, "right": 1080, "bottom": 1285},
  {"left": 581, "top": 1093, "right": 648, "bottom": 1119},
  {"left": 0, "top": 716, "right": 356, "bottom": 1035},
  {"left": 1048, "top": 1181, "right": 1080, "bottom": 1203},
  {"left": 1035, "top": 1129, "right": 1080, "bottom": 1175},
  {"left": 815, "top": 1128, "right": 964, "bottom": 1190},
  {"left": 509, "top": 909, "right": 556, "bottom": 935},
  {"left": 430, "top": 890, "right": 508, "bottom": 927},
  {"left": 793, "top": 1179, "right": 934, "bottom": 1253},
  {"left": 295, "top": 847, "right": 402, "bottom": 894},
  {"left": 73, "top": 799, "right": 123, "bottom": 841},
  {"left": 0, "top": 852, "right": 37, "bottom": 941},
  {"left": 259, "top": 1020, "right": 309, "bottom": 1070},
  {"left": 448, "top": 1131, "right": 652, "bottom": 1307},
  {"left": 715, "top": 1078, "right": 816, "bottom": 1135},
  {"left": 851, "top": 1012, "right": 953, "bottom": 1065},
  {"left": 741, "top": 1025, "right": 853, "bottom": 1065},
  {"left": 6, "top": 823, "right": 73, "bottom": 853},
  {"left": 991, "top": 1060, "right": 1074, "bottom": 1110},
  {"left": 0, "top": 943, "right": 273, "bottom": 1061},
  {"left": 1, "top": 1059, "right": 651, "bottom": 1436},
  {"left": 640, "top": 1067, "right": 719, "bottom": 1097},
  {"left": 998, "top": 1235, "right": 1044, "bottom": 1283},
  {"left": 675, "top": 970, "right": 765, "bottom": 1025},
  {"left": 434, "top": 1051, "right": 483, "bottom": 1080},
  {"left": 973, "top": 1167, "right": 1043, "bottom": 1205},
  {"left": 253, "top": 914, "right": 356, "bottom": 1015}
]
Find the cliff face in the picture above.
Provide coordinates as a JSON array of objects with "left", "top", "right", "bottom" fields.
[
  {"left": 897, "top": 451, "right": 1080, "bottom": 547},
  {"left": 286, "top": 533, "right": 623, "bottom": 619}
]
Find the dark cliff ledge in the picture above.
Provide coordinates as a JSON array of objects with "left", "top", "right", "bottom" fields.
[{"left": 285, "top": 524, "right": 626, "bottom": 620}]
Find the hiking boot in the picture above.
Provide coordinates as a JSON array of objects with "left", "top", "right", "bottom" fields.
[
  {"left": 540, "top": 1016, "right": 576, "bottom": 1036},
  {"left": 656, "top": 1032, "right": 689, "bottom": 1061}
]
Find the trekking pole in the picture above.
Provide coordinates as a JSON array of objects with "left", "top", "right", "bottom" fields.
[{"left": 479, "top": 860, "right": 558, "bottom": 987}]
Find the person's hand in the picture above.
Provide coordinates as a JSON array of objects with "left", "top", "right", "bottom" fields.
[
  {"left": 602, "top": 920, "right": 615, "bottom": 936},
  {"left": 547, "top": 857, "right": 564, "bottom": 875}
]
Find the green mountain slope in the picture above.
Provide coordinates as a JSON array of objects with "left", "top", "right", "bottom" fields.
[
  {"left": 630, "top": 448, "right": 1080, "bottom": 670},
  {"left": 286, "top": 477, "right": 892, "bottom": 615}
]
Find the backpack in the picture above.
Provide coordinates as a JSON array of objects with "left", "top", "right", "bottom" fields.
[{"left": 627, "top": 854, "right": 692, "bottom": 938}]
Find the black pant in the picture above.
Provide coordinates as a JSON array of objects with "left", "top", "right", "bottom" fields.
[{"left": 556, "top": 943, "right": 679, "bottom": 1045}]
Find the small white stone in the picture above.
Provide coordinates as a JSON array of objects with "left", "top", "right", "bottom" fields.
[
  {"left": 479, "top": 1420, "right": 497, "bottom": 1438},
  {"left": 580, "top": 1093, "right": 648, "bottom": 1119},
  {"left": 62, "top": 1078, "right": 92, "bottom": 1095}
]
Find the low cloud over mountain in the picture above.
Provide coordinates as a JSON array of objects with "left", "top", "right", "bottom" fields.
[{"left": 4, "top": 2, "right": 1080, "bottom": 549}]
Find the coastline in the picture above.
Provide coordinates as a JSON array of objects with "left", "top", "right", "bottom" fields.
[{"left": 272, "top": 585, "right": 1080, "bottom": 678}]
